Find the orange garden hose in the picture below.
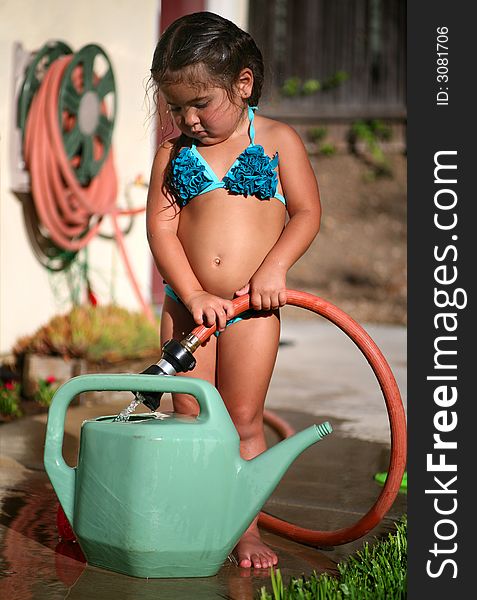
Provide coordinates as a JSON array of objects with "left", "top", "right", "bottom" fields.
[
  {"left": 263, "top": 409, "right": 297, "bottom": 440},
  {"left": 191, "top": 290, "right": 407, "bottom": 547},
  {"left": 23, "top": 53, "right": 154, "bottom": 323}
]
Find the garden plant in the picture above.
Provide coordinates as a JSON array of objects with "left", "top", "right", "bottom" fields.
[{"left": 259, "top": 517, "right": 407, "bottom": 600}]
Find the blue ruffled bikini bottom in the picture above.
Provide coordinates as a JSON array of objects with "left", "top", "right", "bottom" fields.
[{"left": 163, "top": 284, "right": 256, "bottom": 337}]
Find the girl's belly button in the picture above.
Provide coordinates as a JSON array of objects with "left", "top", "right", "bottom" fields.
[{"left": 213, "top": 256, "right": 221, "bottom": 266}]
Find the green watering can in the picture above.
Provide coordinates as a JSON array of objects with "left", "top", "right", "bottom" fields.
[{"left": 44, "top": 373, "right": 332, "bottom": 578}]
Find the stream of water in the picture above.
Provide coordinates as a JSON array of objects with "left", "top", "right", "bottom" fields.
[{"left": 113, "top": 394, "right": 144, "bottom": 422}]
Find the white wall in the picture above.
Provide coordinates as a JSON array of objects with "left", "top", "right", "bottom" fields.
[
  {"left": 0, "top": 0, "right": 159, "bottom": 354},
  {"left": 206, "top": 0, "right": 248, "bottom": 30}
]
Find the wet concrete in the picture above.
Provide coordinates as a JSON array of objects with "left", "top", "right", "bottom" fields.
[{"left": 0, "top": 318, "right": 407, "bottom": 598}]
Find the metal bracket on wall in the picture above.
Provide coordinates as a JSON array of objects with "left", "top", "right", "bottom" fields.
[{"left": 9, "top": 41, "right": 33, "bottom": 194}]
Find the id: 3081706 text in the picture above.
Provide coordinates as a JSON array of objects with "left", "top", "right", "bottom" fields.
[{"left": 436, "top": 26, "right": 449, "bottom": 106}]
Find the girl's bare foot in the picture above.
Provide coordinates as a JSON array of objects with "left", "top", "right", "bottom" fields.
[{"left": 233, "top": 528, "right": 278, "bottom": 569}]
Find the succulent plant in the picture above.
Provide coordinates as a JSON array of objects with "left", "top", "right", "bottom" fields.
[{"left": 13, "top": 305, "right": 161, "bottom": 363}]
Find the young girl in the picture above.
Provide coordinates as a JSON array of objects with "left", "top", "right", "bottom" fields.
[{"left": 147, "top": 11, "right": 321, "bottom": 569}]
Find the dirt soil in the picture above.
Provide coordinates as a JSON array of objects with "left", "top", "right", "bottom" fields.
[{"left": 285, "top": 152, "right": 407, "bottom": 325}]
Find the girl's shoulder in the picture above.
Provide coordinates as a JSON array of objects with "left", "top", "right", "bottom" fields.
[
  {"left": 151, "top": 138, "right": 178, "bottom": 178},
  {"left": 154, "top": 136, "right": 190, "bottom": 164},
  {"left": 254, "top": 115, "right": 305, "bottom": 151},
  {"left": 155, "top": 137, "right": 174, "bottom": 156},
  {"left": 157, "top": 136, "right": 179, "bottom": 154}
]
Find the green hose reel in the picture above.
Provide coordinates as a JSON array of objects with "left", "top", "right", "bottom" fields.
[
  {"left": 18, "top": 41, "right": 117, "bottom": 186},
  {"left": 17, "top": 40, "right": 73, "bottom": 135},
  {"left": 59, "top": 44, "right": 117, "bottom": 185}
]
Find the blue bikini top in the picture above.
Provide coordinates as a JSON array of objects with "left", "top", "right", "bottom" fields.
[{"left": 170, "top": 106, "right": 286, "bottom": 207}]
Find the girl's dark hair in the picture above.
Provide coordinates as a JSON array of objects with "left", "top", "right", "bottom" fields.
[
  {"left": 151, "top": 11, "right": 264, "bottom": 105},
  {"left": 149, "top": 12, "right": 264, "bottom": 206}
]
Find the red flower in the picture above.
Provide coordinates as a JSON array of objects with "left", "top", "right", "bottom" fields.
[
  {"left": 45, "top": 375, "right": 57, "bottom": 385},
  {"left": 88, "top": 290, "right": 98, "bottom": 306},
  {"left": 4, "top": 380, "right": 15, "bottom": 390}
]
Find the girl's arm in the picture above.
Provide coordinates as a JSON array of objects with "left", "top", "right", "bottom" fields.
[
  {"left": 147, "top": 144, "right": 234, "bottom": 329},
  {"left": 236, "top": 124, "right": 321, "bottom": 311}
]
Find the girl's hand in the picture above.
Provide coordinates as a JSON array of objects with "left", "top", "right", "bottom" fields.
[
  {"left": 235, "top": 267, "right": 287, "bottom": 311},
  {"left": 183, "top": 291, "right": 235, "bottom": 332}
]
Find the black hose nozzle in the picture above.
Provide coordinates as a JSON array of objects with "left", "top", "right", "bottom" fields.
[
  {"left": 134, "top": 338, "right": 197, "bottom": 411},
  {"left": 161, "top": 338, "right": 197, "bottom": 372},
  {"left": 134, "top": 363, "right": 168, "bottom": 411}
]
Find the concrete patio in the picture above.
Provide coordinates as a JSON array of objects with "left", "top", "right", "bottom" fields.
[{"left": 0, "top": 316, "right": 407, "bottom": 599}]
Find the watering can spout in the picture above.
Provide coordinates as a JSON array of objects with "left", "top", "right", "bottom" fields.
[{"left": 237, "top": 422, "right": 332, "bottom": 521}]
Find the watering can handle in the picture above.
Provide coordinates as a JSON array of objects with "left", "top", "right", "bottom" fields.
[{"left": 43, "top": 374, "right": 228, "bottom": 525}]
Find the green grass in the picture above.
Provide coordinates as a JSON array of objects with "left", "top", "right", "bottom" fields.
[{"left": 259, "top": 517, "right": 407, "bottom": 599}]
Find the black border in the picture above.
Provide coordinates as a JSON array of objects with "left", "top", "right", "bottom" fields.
[{"left": 408, "top": 2, "right": 474, "bottom": 596}]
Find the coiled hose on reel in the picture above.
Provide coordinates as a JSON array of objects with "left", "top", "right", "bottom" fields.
[{"left": 20, "top": 41, "right": 153, "bottom": 321}]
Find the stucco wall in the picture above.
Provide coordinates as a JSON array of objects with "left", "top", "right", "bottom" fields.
[{"left": 0, "top": 0, "right": 159, "bottom": 354}]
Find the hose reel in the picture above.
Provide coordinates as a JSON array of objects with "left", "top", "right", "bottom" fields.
[
  {"left": 18, "top": 41, "right": 116, "bottom": 187},
  {"left": 58, "top": 44, "right": 116, "bottom": 185},
  {"left": 17, "top": 41, "right": 73, "bottom": 137},
  {"left": 14, "top": 40, "right": 153, "bottom": 320}
]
